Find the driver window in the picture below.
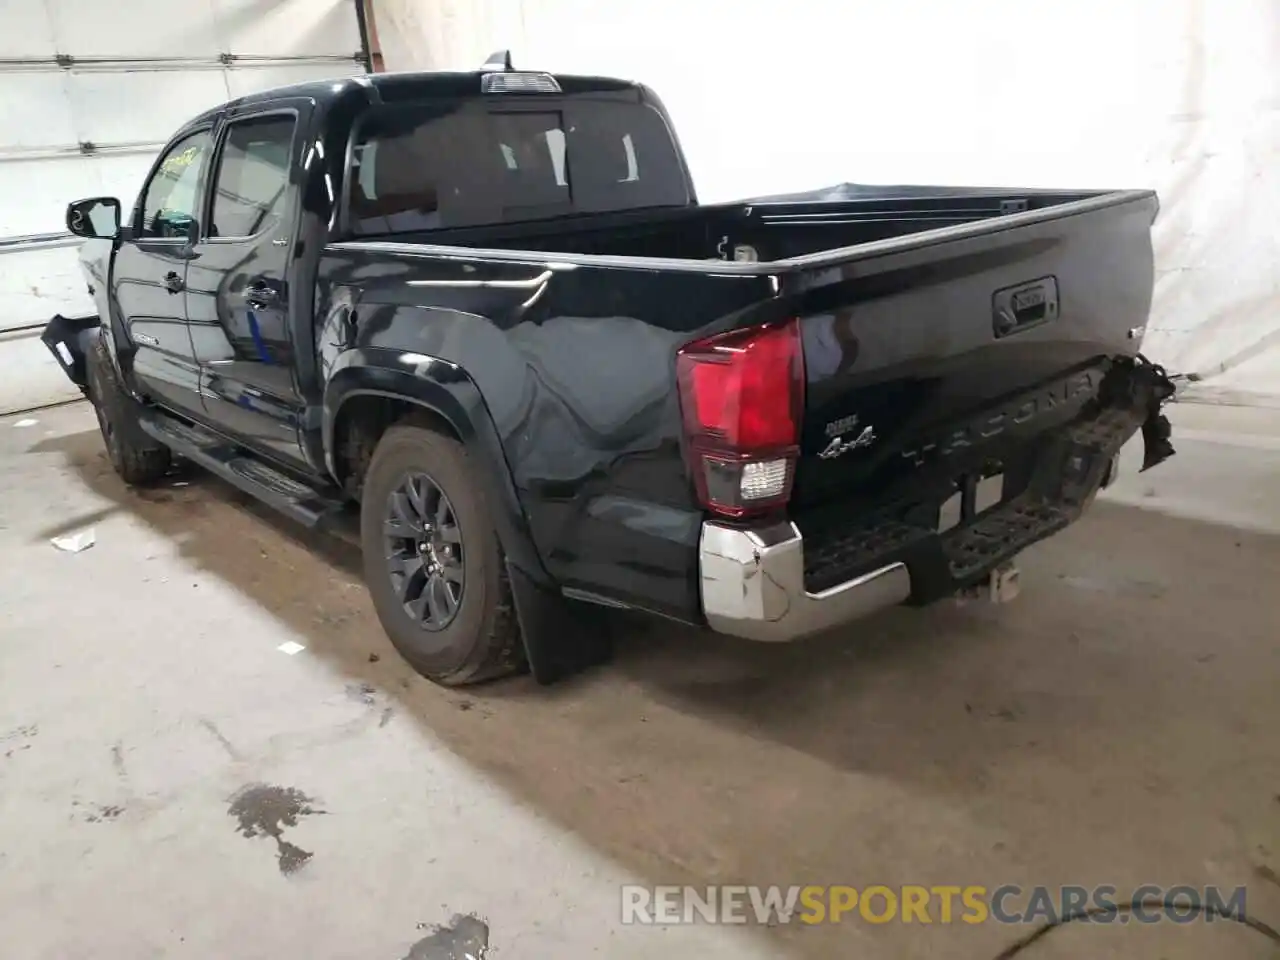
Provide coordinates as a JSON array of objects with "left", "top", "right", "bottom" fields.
[{"left": 139, "top": 131, "right": 211, "bottom": 239}]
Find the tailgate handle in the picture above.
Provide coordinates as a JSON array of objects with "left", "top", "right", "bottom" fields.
[{"left": 992, "top": 276, "right": 1058, "bottom": 338}]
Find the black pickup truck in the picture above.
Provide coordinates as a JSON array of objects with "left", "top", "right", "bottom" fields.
[{"left": 44, "top": 52, "right": 1176, "bottom": 686}]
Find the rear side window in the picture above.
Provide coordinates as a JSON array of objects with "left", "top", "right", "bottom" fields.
[
  {"left": 348, "top": 97, "right": 690, "bottom": 234},
  {"left": 210, "top": 115, "right": 296, "bottom": 239}
]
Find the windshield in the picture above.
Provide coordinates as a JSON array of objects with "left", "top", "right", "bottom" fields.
[{"left": 348, "top": 97, "right": 692, "bottom": 234}]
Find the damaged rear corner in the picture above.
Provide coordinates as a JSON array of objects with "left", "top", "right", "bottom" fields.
[
  {"left": 40, "top": 314, "right": 102, "bottom": 392},
  {"left": 1125, "top": 354, "right": 1178, "bottom": 473}
]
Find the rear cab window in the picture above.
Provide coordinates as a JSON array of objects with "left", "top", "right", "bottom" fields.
[{"left": 347, "top": 95, "right": 691, "bottom": 235}]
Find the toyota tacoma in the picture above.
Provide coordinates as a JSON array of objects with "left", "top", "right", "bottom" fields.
[{"left": 43, "top": 52, "right": 1176, "bottom": 685}]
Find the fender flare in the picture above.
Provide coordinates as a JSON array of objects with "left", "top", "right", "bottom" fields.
[{"left": 322, "top": 350, "right": 551, "bottom": 588}]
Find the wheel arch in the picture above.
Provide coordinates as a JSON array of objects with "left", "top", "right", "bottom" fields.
[{"left": 323, "top": 353, "right": 550, "bottom": 588}]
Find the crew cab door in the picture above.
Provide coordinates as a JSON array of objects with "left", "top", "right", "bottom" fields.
[
  {"left": 186, "top": 106, "right": 307, "bottom": 468},
  {"left": 113, "top": 128, "right": 211, "bottom": 418}
]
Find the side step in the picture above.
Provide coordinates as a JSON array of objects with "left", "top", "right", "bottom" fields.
[{"left": 138, "top": 409, "right": 355, "bottom": 542}]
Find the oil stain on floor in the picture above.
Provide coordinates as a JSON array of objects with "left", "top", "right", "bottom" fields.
[
  {"left": 403, "top": 914, "right": 490, "bottom": 960},
  {"left": 227, "top": 783, "right": 325, "bottom": 875}
]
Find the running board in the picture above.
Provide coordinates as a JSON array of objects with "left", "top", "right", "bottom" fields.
[{"left": 138, "top": 410, "right": 353, "bottom": 538}]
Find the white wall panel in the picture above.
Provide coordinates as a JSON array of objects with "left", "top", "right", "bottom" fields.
[
  {"left": 0, "top": 73, "right": 79, "bottom": 151},
  {"left": 0, "top": 0, "right": 59, "bottom": 57},
  {"left": 0, "top": 155, "right": 154, "bottom": 240},
  {"left": 69, "top": 69, "right": 233, "bottom": 145},
  {"left": 374, "top": 0, "right": 1280, "bottom": 397},
  {"left": 43, "top": 0, "right": 226, "bottom": 58},
  {"left": 0, "top": 247, "right": 91, "bottom": 325},
  {"left": 218, "top": 0, "right": 363, "bottom": 56},
  {"left": 29, "top": 0, "right": 360, "bottom": 60}
]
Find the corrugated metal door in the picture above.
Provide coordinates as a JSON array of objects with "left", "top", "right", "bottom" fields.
[{"left": 0, "top": 0, "right": 367, "bottom": 414}]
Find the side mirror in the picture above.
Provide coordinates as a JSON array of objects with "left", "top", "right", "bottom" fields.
[{"left": 66, "top": 197, "right": 122, "bottom": 239}]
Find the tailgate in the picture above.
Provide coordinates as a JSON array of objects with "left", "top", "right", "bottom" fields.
[{"left": 783, "top": 190, "right": 1158, "bottom": 511}]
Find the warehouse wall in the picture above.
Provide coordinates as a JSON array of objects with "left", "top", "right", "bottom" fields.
[{"left": 373, "top": 0, "right": 1280, "bottom": 399}]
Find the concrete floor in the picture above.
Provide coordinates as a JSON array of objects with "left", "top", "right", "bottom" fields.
[{"left": 2, "top": 400, "right": 1279, "bottom": 959}]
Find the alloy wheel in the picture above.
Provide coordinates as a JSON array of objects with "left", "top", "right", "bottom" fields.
[{"left": 383, "top": 471, "right": 465, "bottom": 630}]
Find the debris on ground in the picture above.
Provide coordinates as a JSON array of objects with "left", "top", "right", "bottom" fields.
[{"left": 50, "top": 529, "right": 95, "bottom": 553}]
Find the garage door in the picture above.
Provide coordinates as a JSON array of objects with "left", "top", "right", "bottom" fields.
[{"left": 0, "top": 0, "right": 368, "bottom": 415}]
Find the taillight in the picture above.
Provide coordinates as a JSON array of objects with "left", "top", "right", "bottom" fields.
[{"left": 675, "top": 319, "right": 805, "bottom": 518}]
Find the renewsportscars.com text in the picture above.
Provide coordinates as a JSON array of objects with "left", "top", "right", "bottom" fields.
[{"left": 621, "top": 884, "right": 1248, "bottom": 926}]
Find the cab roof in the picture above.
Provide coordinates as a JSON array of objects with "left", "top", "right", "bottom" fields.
[{"left": 187, "top": 54, "right": 645, "bottom": 128}]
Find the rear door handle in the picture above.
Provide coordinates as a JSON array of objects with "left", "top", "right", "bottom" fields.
[
  {"left": 163, "top": 271, "right": 184, "bottom": 294},
  {"left": 243, "top": 280, "right": 279, "bottom": 308}
]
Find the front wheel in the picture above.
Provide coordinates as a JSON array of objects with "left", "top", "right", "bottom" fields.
[
  {"left": 85, "top": 334, "right": 171, "bottom": 486},
  {"left": 359, "top": 415, "right": 525, "bottom": 686}
]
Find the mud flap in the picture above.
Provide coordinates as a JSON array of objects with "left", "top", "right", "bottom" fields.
[
  {"left": 505, "top": 561, "right": 614, "bottom": 684},
  {"left": 40, "top": 314, "right": 101, "bottom": 392}
]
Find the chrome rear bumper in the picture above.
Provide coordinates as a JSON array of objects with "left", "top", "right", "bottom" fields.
[{"left": 698, "top": 521, "right": 912, "bottom": 642}]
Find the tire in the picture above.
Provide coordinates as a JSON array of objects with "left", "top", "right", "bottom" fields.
[
  {"left": 360, "top": 414, "right": 524, "bottom": 686},
  {"left": 85, "top": 333, "right": 171, "bottom": 486}
]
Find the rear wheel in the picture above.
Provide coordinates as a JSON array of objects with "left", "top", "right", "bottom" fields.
[
  {"left": 360, "top": 415, "right": 524, "bottom": 686},
  {"left": 85, "top": 334, "right": 171, "bottom": 486}
]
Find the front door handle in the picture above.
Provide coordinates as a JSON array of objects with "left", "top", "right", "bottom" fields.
[{"left": 163, "top": 271, "right": 184, "bottom": 294}]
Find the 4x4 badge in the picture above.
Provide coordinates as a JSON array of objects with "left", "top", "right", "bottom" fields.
[{"left": 818, "top": 424, "right": 877, "bottom": 459}]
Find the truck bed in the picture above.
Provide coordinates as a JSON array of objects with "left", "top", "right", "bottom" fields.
[
  {"left": 345, "top": 185, "right": 1110, "bottom": 264},
  {"left": 324, "top": 186, "right": 1161, "bottom": 622}
]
